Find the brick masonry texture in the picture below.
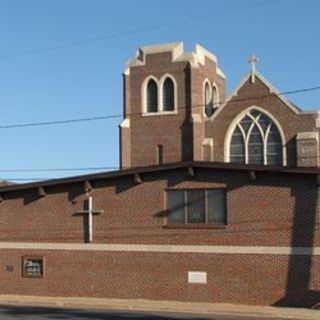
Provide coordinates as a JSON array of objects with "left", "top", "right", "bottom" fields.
[
  {"left": 0, "top": 168, "right": 319, "bottom": 307},
  {"left": 121, "top": 45, "right": 319, "bottom": 169},
  {"left": 1, "top": 44, "right": 320, "bottom": 308}
]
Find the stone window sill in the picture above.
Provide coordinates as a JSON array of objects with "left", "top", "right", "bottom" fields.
[{"left": 142, "top": 110, "right": 177, "bottom": 117}]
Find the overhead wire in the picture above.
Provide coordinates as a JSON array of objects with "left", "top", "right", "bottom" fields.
[
  {"left": 0, "top": 0, "right": 276, "bottom": 61},
  {"left": 0, "top": 84, "right": 319, "bottom": 130}
]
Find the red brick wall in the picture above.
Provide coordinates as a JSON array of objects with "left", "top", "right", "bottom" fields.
[
  {"left": 0, "top": 249, "right": 319, "bottom": 307},
  {"left": 0, "top": 168, "right": 319, "bottom": 306},
  {"left": 122, "top": 49, "right": 226, "bottom": 168},
  {"left": 207, "top": 77, "right": 318, "bottom": 166},
  {"left": 125, "top": 52, "right": 191, "bottom": 168},
  {"left": 0, "top": 169, "right": 319, "bottom": 246}
]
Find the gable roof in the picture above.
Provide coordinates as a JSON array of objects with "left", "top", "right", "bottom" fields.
[
  {"left": 212, "top": 70, "right": 301, "bottom": 120},
  {"left": 0, "top": 161, "right": 318, "bottom": 194}
]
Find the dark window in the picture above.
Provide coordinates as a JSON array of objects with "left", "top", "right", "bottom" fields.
[
  {"left": 157, "top": 145, "right": 163, "bottom": 165},
  {"left": 207, "top": 190, "right": 226, "bottom": 224},
  {"left": 204, "top": 82, "right": 214, "bottom": 118},
  {"left": 267, "top": 124, "right": 283, "bottom": 165},
  {"left": 147, "top": 79, "right": 158, "bottom": 113},
  {"left": 163, "top": 78, "right": 175, "bottom": 111},
  {"left": 212, "top": 86, "right": 218, "bottom": 108},
  {"left": 229, "top": 110, "right": 283, "bottom": 165},
  {"left": 230, "top": 126, "right": 245, "bottom": 164},
  {"left": 187, "top": 190, "right": 205, "bottom": 223},
  {"left": 22, "top": 257, "right": 44, "bottom": 278},
  {"left": 167, "top": 189, "right": 226, "bottom": 225},
  {"left": 167, "top": 191, "right": 185, "bottom": 224},
  {"left": 248, "top": 125, "right": 263, "bottom": 164}
]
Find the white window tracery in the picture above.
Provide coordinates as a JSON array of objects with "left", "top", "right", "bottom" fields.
[
  {"left": 203, "top": 80, "right": 219, "bottom": 118},
  {"left": 142, "top": 74, "right": 177, "bottom": 115},
  {"left": 229, "top": 110, "right": 283, "bottom": 165}
]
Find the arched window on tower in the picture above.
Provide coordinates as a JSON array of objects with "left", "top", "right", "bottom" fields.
[
  {"left": 212, "top": 85, "right": 219, "bottom": 109},
  {"left": 229, "top": 109, "right": 283, "bottom": 165},
  {"left": 204, "top": 81, "right": 214, "bottom": 117},
  {"left": 162, "top": 77, "right": 175, "bottom": 111},
  {"left": 147, "top": 79, "right": 158, "bottom": 113}
]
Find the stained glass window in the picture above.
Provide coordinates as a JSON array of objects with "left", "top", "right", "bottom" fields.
[{"left": 229, "top": 110, "right": 283, "bottom": 165}]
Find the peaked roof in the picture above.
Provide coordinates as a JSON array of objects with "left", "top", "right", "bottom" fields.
[{"left": 212, "top": 70, "right": 302, "bottom": 120}]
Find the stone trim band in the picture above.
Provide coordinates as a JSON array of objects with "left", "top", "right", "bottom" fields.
[{"left": 0, "top": 242, "right": 319, "bottom": 256}]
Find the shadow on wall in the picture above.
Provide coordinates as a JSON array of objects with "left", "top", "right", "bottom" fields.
[
  {"left": 274, "top": 176, "right": 320, "bottom": 308},
  {"left": 181, "top": 65, "right": 193, "bottom": 162}
]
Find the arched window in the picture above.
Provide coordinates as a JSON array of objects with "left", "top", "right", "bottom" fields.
[
  {"left": 147, "top": 79, "right": 158, "bottom": 113},
  {"left": 212, "top": 85, "right": 219, "bottom": 108},
  {"left": 230, "top": 127, "right": 245, "bottom": 163},
  {"left": 204, "top": 81, "right": 219, "bottom": 118},
  {"left": 163, "top": 77, "right": 175, "bottom": 111},
  {"left": 229, "top": 109, "right": 283, "bottom": 165},
  {"left": 267, "top": 124, "right": 283, "bottom": 165},
  {"left": 204, "top": 81, "right": 214, "bottom": 117}
]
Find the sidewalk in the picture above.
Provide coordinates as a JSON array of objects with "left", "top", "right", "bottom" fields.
[{"left": 0, "top": 294, "right": 318, "bottom": 319}]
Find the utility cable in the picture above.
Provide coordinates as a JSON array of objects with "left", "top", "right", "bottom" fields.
[
  {"left": 0, "top": 0, "right": 276, "bottom": 61},
  {"left": 0, "top": 84, "right": 319, "bottom": 130}
]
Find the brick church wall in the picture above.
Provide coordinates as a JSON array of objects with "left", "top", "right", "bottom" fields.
[
  {"left": 0, "top": 167, "right": 319, "bottom": 307},
  {"left": 207, "top": 77, "right": 318, "bottom": 166}
]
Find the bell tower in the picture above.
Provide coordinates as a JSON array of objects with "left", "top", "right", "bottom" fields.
[{"left": 119, "top": 42, "right": 226, "bottom": 169}]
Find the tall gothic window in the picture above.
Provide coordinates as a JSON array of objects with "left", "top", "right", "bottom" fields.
[
  {"left": 204, "top": 81, "right": 219, "bottom": 118},
  {"left": 212, "top": 85, "right": 218, "bottom": 107},
  {"left": 163, "top": 77, "right": 175, "bottom": 111},
  {"left": 147, "top": 79, "right": 158, "bottom": 112},
  {"left": 229, "top": 110, "right": 283, "bottom": 165},
  {"left": 204, "top": 82, "right": 214, "bottom": 117}
]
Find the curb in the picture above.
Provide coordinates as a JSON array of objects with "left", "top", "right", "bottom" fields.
[{"left": 0, "top": 295, "right": 318, "bottom": 319}]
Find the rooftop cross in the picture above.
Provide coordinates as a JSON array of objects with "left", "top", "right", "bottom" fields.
[{"left": 247, "top": 54, "right": 259, "bottom": 83}]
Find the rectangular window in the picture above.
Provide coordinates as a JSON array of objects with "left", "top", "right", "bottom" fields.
[
  {"left": 22, "top": 257, "right": 44, "bottom": 278},
  {"left": 167, "top": 191, "right": 185, "bottom": 224},
  {"left": 166, "top": 189, "right": 226, "bottom": 226}
]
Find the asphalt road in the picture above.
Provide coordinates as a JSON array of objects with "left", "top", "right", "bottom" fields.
[{"left": 0, "top": 304, "right": 292, "bottom": 320}]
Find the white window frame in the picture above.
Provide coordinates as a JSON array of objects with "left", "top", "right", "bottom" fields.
[
  {"left": 141, "top": 74, "right": 178, "bottom": 116},
  {"left": 202, "top": 79, "right": 220, "bottom": 119},
  {"left": 224, "top": 106, "right": 287, "bottom": 166},
  {"left": 141, "top": 75, "right": 159, "bottom": 115}
]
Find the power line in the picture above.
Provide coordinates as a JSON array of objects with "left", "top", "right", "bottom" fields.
[
  {"left": 0, "top": 166, "right": 118, "bottom": 173},
  {"left": 0, "top": 84, "right": 319, "bottom": 130},
  {"left": 0, "top": 0, "right": 276, "bottom": 61}
]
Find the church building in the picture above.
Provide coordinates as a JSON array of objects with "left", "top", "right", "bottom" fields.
[{"left": 0, "top": 42, "right": 319, "bottom": 307}]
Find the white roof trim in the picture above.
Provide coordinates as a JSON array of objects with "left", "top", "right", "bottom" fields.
[
  {"left": 210, "top": 73, "right": 251, "bottom": 121},
  {"left": 296, "top": 132, "right": 319, "bottom": 141},
  {"left": 216, "top": 68, "right": 226, "bottom": 79},
  {"left": 125, "top": 42, "right": 225, "bottom": 77},
  {"left": 190, "top": 114, "right": 202, "bottom": 123},
  {"left": 120, "top": 118, "right": 130, "bottom": 128},
  {"left": 254, "top": 70, "right": 300, "bottom": 114},
  {"left": 210, "top": 71, "right": 300, "bottom": 121},
  {"left": 203, "top": 138, "right": 213, "bottom": 146},
  {"left": 194, "top": 44, "right": 217, "bottom": 64}
]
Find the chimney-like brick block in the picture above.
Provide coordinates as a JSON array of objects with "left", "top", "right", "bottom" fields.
[
  {"left": 203, "top": 138, "right": 213, "bottom": 161},
  {"left": 296, "top": 132, "right": 319, "bottom": 167},
  {"left": 191, "top": 114, "right": 204, "bottom": 161},
  {"left": 120, "top": 119, "right": 131, "bottom": 169}
]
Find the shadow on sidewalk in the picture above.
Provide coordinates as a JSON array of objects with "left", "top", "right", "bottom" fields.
[{"left": 0, "top": 304, "right": 213, "bottom": 320}]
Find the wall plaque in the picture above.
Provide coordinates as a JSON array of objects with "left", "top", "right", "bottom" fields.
[{"left": 188, "top": 271, "right": 207, "bottom": 284}]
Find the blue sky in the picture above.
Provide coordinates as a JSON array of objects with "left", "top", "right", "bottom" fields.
[{"left": 0, "top": 0, "right": 319, "bottom": 182}]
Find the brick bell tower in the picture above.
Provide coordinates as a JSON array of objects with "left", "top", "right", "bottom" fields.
[{"left": 120, "top": 42, "right": 226, "bottom": 169}]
